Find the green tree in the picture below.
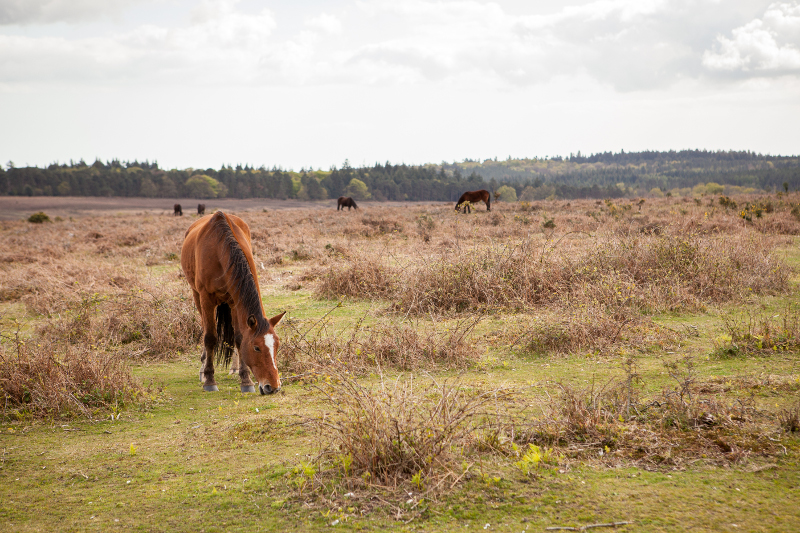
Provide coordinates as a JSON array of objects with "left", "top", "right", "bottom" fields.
[
  {"left": 185, "top": 175, "right": 227, "bottom": 198},
  {"left": 345, "top": 178, "right": 371, "bottom": 200},
  {"left": 139, "top": 178, "right": 158, "bottom": 197},
  {"left": 496, "top": 185, "right": 517, "bottom": 202}
]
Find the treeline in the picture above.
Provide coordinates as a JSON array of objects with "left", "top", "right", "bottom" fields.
[
  {"left": 2, "top": 150, "right": 799, "bottom": 201},
  {"left": 456, "top": 150, "right": 800, "bottom": 198}
]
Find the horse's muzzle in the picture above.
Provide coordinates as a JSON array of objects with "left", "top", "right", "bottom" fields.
[{"left": 259, "top": 384, "right": 279, "bottom": 395}]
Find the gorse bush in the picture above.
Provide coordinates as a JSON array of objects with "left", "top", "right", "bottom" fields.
[{"left": 27, "top": 212, "right": 50, "bottom": 223}]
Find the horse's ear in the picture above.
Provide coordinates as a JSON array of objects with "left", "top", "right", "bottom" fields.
[
  {"left": 269, "top": 311, "right": 286, "bottom": 328},
  {"left": 247, "top": 315, "right": 257, "bottom": 330}
]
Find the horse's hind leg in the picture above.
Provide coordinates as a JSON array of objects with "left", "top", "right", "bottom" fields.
[{"left": 199, "top": 298, "right": 219, "bottom": 391}]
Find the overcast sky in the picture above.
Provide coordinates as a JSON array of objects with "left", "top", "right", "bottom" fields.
[{"left": 1, "top": 0, "right": 798, "bottom": 170}]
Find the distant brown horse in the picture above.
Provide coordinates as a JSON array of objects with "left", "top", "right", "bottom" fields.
[
  {"left": 337, "top": 196, "right": 358, "bottom": 210},
  {"left": 174, "top": 203, "right": 183, "bottom": 216},
  {"left": 181, "top": 211, "right": 285, "bottom": 394},
  {"left": 197, "top": 203, "right": 206, "bottom": 215},
  {"left": 455, "top": 190, "right": 491, "bottom": 213}
]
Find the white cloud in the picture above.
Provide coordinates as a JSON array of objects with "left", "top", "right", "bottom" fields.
[
  {"left": 305, "top": 13, "right": 342, "bottom": 35},
  {"left": 0, "top": 0, "right": 277, "bottom": 84},
  {"left": 703, "top": 2, "right": 800, "bottom": 74},
  {"left": 0, "top": 0, "right": 795, "bottom": 91},
  {"left": 0, "top": 0, "right": 151, "bottom": 25}
]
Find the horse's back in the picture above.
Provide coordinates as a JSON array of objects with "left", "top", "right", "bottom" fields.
[{"left": 181, "top": 212, "right": 253, "bottom": 294}]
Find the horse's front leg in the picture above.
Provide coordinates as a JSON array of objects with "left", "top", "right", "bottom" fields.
[{"left": 231, "top": 329, "right": 256, "bottom": 393}]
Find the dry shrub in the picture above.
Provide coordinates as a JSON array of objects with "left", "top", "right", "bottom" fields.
[
  {"left": 513, "top": 307, "right": 678, "bottom": 356},
  {"left": 38, "top": 282, "right": 201, "bottom": 361},
  {"left": 778, "top": 401, "right": 800, "bottom": 433},
  {"left": 279, "top": 314, "right": 480, "bottom": 375},
  {"left": 315, "top": 255, "right": 398, "bottom": 299},
  {"left": 392, "top": 232, "right": 789, "bottom": 314},
  {"left": 310, "top": 371, "right": 516, "bottom": 491},
  {"left": 361, "top": 318, "right": 480, "bottom": 370},
  {"left": 518, "top": 357, "right": 782, "bottom": 466},
  {"left": 361, "top": 214, "right": 403, "bottom": 235},
  {"left": 0, "top": 334, "right": 141, "bottom": 419}
]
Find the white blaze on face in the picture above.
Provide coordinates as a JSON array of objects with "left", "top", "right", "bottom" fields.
[{"left": 264, "top": 333, "right": 276, "bottom": 371}]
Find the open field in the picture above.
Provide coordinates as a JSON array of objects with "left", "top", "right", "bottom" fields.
[
  {"left": 1, "top": 194, "right": 800, "bottom": 532},
  {"left": 0, "top": 196, "right": 431, "bottom": 221}
]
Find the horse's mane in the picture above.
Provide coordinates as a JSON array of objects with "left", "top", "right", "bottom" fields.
[{"left": 209, "top": 212, "right": 265, "bottom": 328}]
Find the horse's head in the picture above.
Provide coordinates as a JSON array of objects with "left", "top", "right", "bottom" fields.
[{"left": 241, "top": 311, "right": 286, "bottom": 395}]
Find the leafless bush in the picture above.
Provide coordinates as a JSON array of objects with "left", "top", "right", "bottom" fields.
[
  {"left": 0, "top": 329, "right": 142, "bottom": 419},
  {"left": 315, "top": 255, "right": 398, "bottom": 299},
  {"left": 37, "top": 278, "right": 201, "bottom": 361},
  {"left": 361, "top": 318, "right": 481, "bottom": 370},
  {"left": 778, "top": 401, "right": 800, "bottom": 433},
  {"left": 279, "top": 312, "right": 481, "bottom": 375},
  {"left": 389, "top": 232, "right": 788, "bottom": 314},
  {"left": 511, "top": 307, "right": 677, "bottom": 356},
  {"left": 310, "top": 370, "right": 517, "bottom": 491}
]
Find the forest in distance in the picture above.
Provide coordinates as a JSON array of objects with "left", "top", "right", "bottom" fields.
[{"left": 2, "top": 149, "right": 799, "bottom": 203}]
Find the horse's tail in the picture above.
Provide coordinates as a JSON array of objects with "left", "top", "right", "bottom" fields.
[
  {"left": 215, "top": 303, "right": 235, "bottom": 367},
  {"left": 486, "top": 192, "right": 491, "bottom": 211}
]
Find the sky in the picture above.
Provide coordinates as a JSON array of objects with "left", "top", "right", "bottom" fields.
[{"left": 1, "top": 0, "right": 799, "bottom": 170}]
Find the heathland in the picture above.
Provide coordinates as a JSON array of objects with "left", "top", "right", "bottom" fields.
[{"left": 1, "top": 193, "right": 799, "bottom": 532}]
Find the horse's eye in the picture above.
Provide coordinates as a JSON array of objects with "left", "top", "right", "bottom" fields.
[{"left": 253, "top": 346, "right": 260, "bottom": 352}]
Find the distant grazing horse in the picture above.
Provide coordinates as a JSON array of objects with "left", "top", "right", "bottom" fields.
[
  {"left": 181, "top": 211, "right": 286, "bottom": 394},
  {"left": 455, "top": 190, "right": 491, "bottom": 213},
  {"left": 197, "top": 203, "right": 206, "bottom": 215},
  {"left": 337, "top": 196, "right": 358, "bottom": 210},
  {"left": 174, "top": 203, "right": 183, "bottom": 216}
]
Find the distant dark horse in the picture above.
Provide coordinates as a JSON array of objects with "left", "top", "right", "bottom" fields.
[
  {"left": 174, "top": 204, "right": 183, "bottom": 216},
  {"left": 337, "top": 197, "right": 358, "bottom": 211},
  {"left": 455, "top": 190, "right": 491, "bottom": 213},
  {"left": 197, "top": 204, "right": 206, "bottom": 215},
  {"left": 181, "top": 212, "right": 286, "bottom": 394}
]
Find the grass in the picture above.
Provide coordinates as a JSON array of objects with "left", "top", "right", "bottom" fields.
[{"left": 1, "top": 194, "right": 800, "bottom": 531}]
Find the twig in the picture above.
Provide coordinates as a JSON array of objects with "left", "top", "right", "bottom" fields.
[{"left": 546, "top": 521, "right": 633, "bottom": 531}]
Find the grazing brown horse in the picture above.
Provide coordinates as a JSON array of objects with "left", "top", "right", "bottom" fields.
[
  {"left": 337, "top": 196, "right": 358, "bottom": 210},
  {"left": 455, "top": 190, "right": 491, "bottom": 213},
  {"left": 181, "top": 211, "right": 285, "bottom": 394},
  {"left": 174, "top": 203, "right": 183, "bottom": 216},
  {"left": 197, "top": 203, "right": 206, "bottom": 215}
]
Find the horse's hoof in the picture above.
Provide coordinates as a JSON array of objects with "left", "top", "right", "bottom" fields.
[
  {"left": 240, "top": 385, "right": 255, "bottom": 393},
  {"left": 203, "top": 385, "right": 219, "bottom": 392}
]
